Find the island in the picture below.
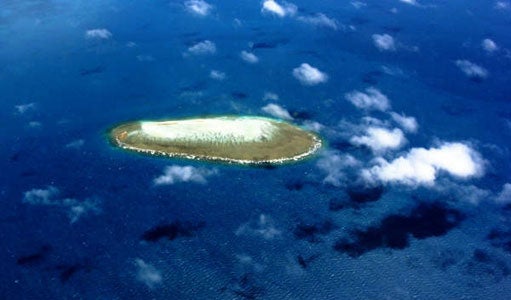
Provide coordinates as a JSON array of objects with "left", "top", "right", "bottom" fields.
[{"left": 109, "top": 116, "right": 322, "bottom": 165}]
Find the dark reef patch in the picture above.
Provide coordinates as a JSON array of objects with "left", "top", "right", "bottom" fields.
[
  {"left": 464, "top": 249, "right": 510, "bottom": 284},
  {"left": 361, "top": 70, "right": 383, "bottom": 85},
  {"left": 334, "top": 202, "right": 464, "bottom": 257},
  {"left": 221, "top": 273, "right": 265, "bottom": 300},
  {"left": 296, "top": 254, "right": 319, "bottom": 269},
  {"left": 487, "top": 228, "right": 511, "bottom": 253},
  {"left": 294, "top": 219, "right": 337, "bottom": 243},
  {"left": 141, "top": 221, "right": 205, "bottom": 242},
  {"left": 16, "top": 245, "right": 52, "bottom": 266},
  {"left": 231, "top": 91, "right": 248, "bottom": 99},
  {"left": 79, "top": 66, "right": 105, "bottom": 76},
  {"left": 50, "top": 261, "right": 93, "bottom": 283},
  {"left": 347, "top": 184, "right": 385, "bottom": 204}
]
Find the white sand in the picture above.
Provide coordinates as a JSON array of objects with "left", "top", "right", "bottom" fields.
[{"left": 140, "top": 117, "right": 277, "bottom": 143}]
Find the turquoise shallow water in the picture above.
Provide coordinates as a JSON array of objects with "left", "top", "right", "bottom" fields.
[{"left": 1, "top": 0, "right": 511, "bottom": 299}]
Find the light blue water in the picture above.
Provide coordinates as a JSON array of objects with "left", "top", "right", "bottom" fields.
[{"left": 1, "top": 0, "right": 511, "bottom": 299}]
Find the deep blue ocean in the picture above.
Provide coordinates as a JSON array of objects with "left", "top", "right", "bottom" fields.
[{"left": 2, "top": 0, "right": 511, "bottom": 299}]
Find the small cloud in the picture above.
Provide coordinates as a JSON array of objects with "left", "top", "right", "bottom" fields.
[
  {"left": 496, "top": 183, "right": 511, "bottom": 204},
  {"left": 389, "top": 112, "right": 418, "bottom": 133},
  {"left": 350, "top": 127, "right": 406, "bottom": 153},
  {"left": 15, "top": 102, "right": 36, "bottom": 114},
  {"left": 85, "top": 28, "right": 112, "bottom": 40},
  {"left": 235, "top": 214, "right": 282, "bottom": 240},
  {"left": 482, "top": 38, "right": 499, "bottom": 53},
  {"left": 372, "top": 34, "right": 396, "bottom": 51},
  {"left": 297, "top": 13, "right": 340, "bottom": 30},
  {"left": 136, "top": 55, "right": 155, "bottom": 62},
  {"left": 262, "top": 92, "right": 279, "bottom": 101},
  {"left": 455, "top": 60, "right": 488, "bottom": 79},
  {"left": 261, "top": 103, "right": 293, "bottom": 121},
  {"left": 135, "top": 259, "right": 162, "bottom": 289},
  {"left": 28, "top": 121, "right": 42, "bottom": 128},
  {"left": 261, "top": 0, "right": 297, "bottom": 18},
  {"left": 494, "top": 1, "right": 510, "bottom": 10},
  {"left": 362, "top": 142, "right": 485, "bottom": 186},
  {"left": 316, "top": 151, "right": 361, "bottom": 187},
  {"left": 184, "top": 0, "right": 213, "bottom": 16},
  {"left": 209, "top": 70, "right": 226, "bottom": 80},
  {"left": 22, "top": 186, "right": 101, "bottom": 223},
  {"left": 351, "top": 1, "right": 367, "bottom": 9},
  {"left": 65, "top": 139, "right": 85, "bottom": 149},
  {"left": 399, "top": 0, "right": 419, "bottom": 5},
  {"left": 345, "top": 87, "right": 390, "bottom": 111},
  {"left": 302, "top": 120, "right": 324, "bottom": 132},
  {"left": 240, "top": 50, "right": 259, "bottom": 63},
  {"left": 153, "top": 165, "right": 217, "bottom": 185},
  {"left": 292, "top": 63, "right": 328, "bottom": 86},
  {"left": 187, "top": 40, "right": 216, "bottom": 55},
  {"left": 126, "top": 41, "right": 137, "bottom": 48}
]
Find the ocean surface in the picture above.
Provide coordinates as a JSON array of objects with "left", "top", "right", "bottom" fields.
[{"left": 1, "top": 0, "right": 511, "bottom": 299}]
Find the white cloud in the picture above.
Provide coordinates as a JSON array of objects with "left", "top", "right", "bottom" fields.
[
  {"left": 455, "top": 60, "right": 488, "bottom": 79},
  {"left": 85, "top": 28, "right": 112, "bottom": 39},
  {"left": 153, "top": 165, "right": 217, "bottom": 185},
  {"left": 292, "top": 63, "right": 328, "bottom": 86},
  {"left": 350, "top": 127, "right": 406, "bottom": 153},
  {"left": 137, "top": 55, "right": 155, "bottom": 62},
  {"left": 372, "top": 34, "right": 396, "bottom": 51},
  {"left": 65, "top": 139, "right": 85, "bottom": 149},
  {"left": 496, "top": 183, "right": 511, "bottom": 204},
  {"left": 362, "top": 142, "right": 485, "bottom": 186},
  {"left": 261, "top": 103, "right": 293, "bottom": 121},
  {"left": 351, "top": 1, "right": 367, "bottom": 9},
  {"left": 23, "top": 186, "right": 101, "bottom": 223},
  {"left": 495, "top": 1, "right": 510, "bottom": 10},
  {"left": 184, "top": 0, "right": 213, "bottom": 16},
  {"left": 135, "top": 259, "right": 162, "bottom": 289},
  {"left": 261, "top": 0, "right": 297, "bottom": 18},
  {"left": 188, "top": 40, "right": 216, "bottom": 55},
  {"left": 389, "top": 112, "right": 418, "bottom": 133},
  {"left": 28, "top": 121, "right": 42, "bottom": 128},
  {"left": 235, "top": 214, "right": 282, "bottom": 240},
  {"left": 302, "top": 120, "right": 324, "bottom": 132},
  {"left": 15, "top": 103, "right": 36, "bottom": 114},
  {"left": 316, "top": 151, "right": 361, "bottom": 186},
  {"left": 345, "top": 87, "right": 390, "bottom": 111},
  {"left": 240, "top": 50, "right": 259, "bottom": 63},
  {"left": 297, "top": 13, "right": 339, "bottom": 30},
  {"left": 399, "top": 0, "right": 418, "bottom": 5},
  {"left": 209, "top": 70, "right": 226, "bottom": 80},
  {"left": 262, "top": 92, "right": 279, "bottom": 101},
  {"left": 482, "top": 39, "right": 499, "bottom": 53}
]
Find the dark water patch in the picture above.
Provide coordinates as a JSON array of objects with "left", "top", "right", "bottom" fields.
[
  {"left": 9, "top": 152, "right": 21, "bottom": 162},
  {"left": 179, "top": 81, "right": 208, "bottom": 93},
  {"left": 50, "top": 260, "right": 94, "bottom": 283},
  {"left": 294, "top": 219, "right": 337, "bottom": 243},
  {"left": 361, "top": 70, "right": 383, "bottom": 85},
  {"left": 350, "top": 16, "right": 370, "bottom": 26},
  {"left": 231, "top": 91, "right": 248, "bottom": 99},
  {"left": 285, "top": 179, "right": 305, "bottom": 191},
  {"left": 289, "top": 110, "right": 313, "bottom": 121},
  {"left": 296, "top": 254, "right": 319, "bottom": 269},
  {"left": 16, "top": 245, "right": 52, "bottom": 266},
  {"left": 221, "top": 273, "right": 265, "bottom": 300},
  {"left": 329, "top": 197, "right": 349, "bottom": 211},
  {"left": 20, "top": 170, "right": 38, "bottom": 177},
  {"left": 430, "top": 248, "right": 464, "bottom": 271},
  {"left": 141, "top": 220, "right": 205, "bottom": 242},
  {"left": 333, "top": 202, "right": 464, "bottom": 257},
  {"left": 381, "top": 25, "right": 402, "bottom": 33},
  {"left": 464, "top": 249, "right": 510, "bottom": 284},
  {"left": 79, "top": 66, "right": 105, "bottom": 76},
  {"left": 441, "top": 103, "right": 475, "bottom": 116},
  {"left": 251, "top": 38, "right": 289, "bottom": 50},
  {"left": 347, "top": 184, "right": 385, "bottom": 204},
  {"left": 487, "top": 228, "right": 511, "bottom": 253}
]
